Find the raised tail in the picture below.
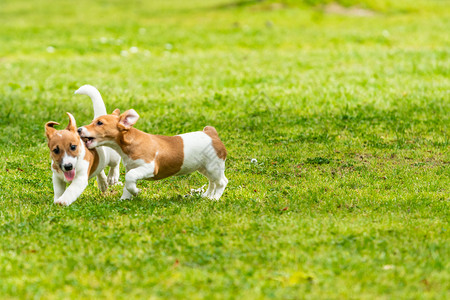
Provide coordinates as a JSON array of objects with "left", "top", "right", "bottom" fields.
[
  {"left": 74, "top": 85, "right": 107, "bottom": 118},
  {"left": 203, "top": 126, "right": 219, "bottom": 138},
  {"left": 203, "top": 126, "right": 227, "bottom": 160}
]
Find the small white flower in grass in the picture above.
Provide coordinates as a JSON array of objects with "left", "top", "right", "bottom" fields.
[
  {"left": 382, "top": 30, "right": 390, "bottom": 38},
  {"left": 251, "top": 158, "right": 258, "bottom": 164},
  {"left": 382, "top": 265, "right": 395, "bottom": 270},
  {"left": 129, "top": 46, "right": 138, "bottom": 53},
  {"left": 165, "top": 43, "right": 173, "bottom": 50},
  {"left": 46, "top": 46, "right": 55, "bottom": 53},
  {"left": 100, "top": 37, "right": 108, "bottom": 44},
  {"left": 120, "top": 50, "right": 129, "bottom": 57}
]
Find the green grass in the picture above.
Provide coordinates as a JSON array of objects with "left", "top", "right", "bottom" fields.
[{"left": 0, "top": 0, "right": 449, "bottom": 298}]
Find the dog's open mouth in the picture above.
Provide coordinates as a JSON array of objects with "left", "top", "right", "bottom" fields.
[{"left": 82, "top": 137, "right": 95, "bottom": 148}]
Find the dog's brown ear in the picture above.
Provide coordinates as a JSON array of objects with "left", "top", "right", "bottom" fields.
[
  {"left": 65, "top": 112, "right": 77, "bottom": 132},
  {"left": 112, "top": 109, "right": 120, "bottom": 116},
  {"left": 118, "top": 109, "right": 139, "bottom": 130},
  {"left": 45, "top": 121, "right": 60, "bottom": 140}
]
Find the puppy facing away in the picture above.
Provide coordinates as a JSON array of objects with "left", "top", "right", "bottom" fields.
[
  {"left": 45, "top": 85, "right": 121, "bottom": 205},
  {"left": 78, "top": 109, "right": 228, "bottom": 200}
]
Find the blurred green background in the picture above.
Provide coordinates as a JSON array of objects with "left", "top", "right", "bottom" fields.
[{"left": 0, "top": 0, "right": 449, "bottom": 299}]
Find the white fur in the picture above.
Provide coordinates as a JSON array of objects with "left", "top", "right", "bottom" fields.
[
  {"left": 53, "top": 142, "right": 90, "bottom": 205},
  {"left": 122, "top": 160, "right": 156, "bottom": 199},
  {"left": 176, "top": 132, "right": 213, "bottom": 175},
  {"left": 61, "top": 152, "right": 78, "bottom": 171},
  {"left": 74, "top": 85, "right": 107, "bottom": 118},
  {"left": 177, "top": 132, "right": 227, "bottom": 200},
  {"left": 99, "top": 141, "right": 156, "bottom": 200},
  {"left": 95, "top": 145, "right": 121, "bottom": 186}
]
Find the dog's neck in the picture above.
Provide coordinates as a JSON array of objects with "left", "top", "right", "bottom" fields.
[{"left": 102, "top": 128, "right": 146, "bottom": 158}]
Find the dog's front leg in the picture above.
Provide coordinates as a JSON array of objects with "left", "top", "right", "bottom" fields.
[
  {"left": 53, "top": 173, "right": 66, "bottom": 201},
  {"left": 120, "top": 185, "right": 134, "bottom": 200},
  {"left": 122, "top": 164, "right": 155, "bottom": 199},
  {"left": 54, "top": 176, "right": 88, "bottom": 206}
]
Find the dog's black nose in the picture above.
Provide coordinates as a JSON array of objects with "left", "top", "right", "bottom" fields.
[
  {"left": 64, "top": 163, "right": 73, "bottom": 171},
  {"left": 77, "top": 128, "right": 82, "bottom": 133}
]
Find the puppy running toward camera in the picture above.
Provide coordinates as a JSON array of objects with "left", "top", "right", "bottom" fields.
[
  {"left": 78, "top": 109, "right": 228, "bottom": 200},
  {"left": 45, "top": 85, "right": 121, "bottom": 206}
]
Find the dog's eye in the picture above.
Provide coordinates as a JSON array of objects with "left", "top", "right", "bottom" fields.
[
  {"left": 70, "top": 145, "right": 77, "bottom": 151},
  {"left": 97, "top": 121, "right": 103, "bottom": 126},
  {"left": 53, "top": 147, "right": 60, "bottom": 154}
]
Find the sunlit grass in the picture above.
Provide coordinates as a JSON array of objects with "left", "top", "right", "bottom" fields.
[{"left": 0, "top": 0, "right": 449, "bottom": 298}]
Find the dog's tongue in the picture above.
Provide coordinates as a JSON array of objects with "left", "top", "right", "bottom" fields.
[{"left": 64, "top": 170, "right": 76, "bottom": 182}]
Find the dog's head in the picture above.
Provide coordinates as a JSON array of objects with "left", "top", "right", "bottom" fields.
[
  {"left": 45, "top": 113, "right": 83, "bottom": 181},
  {"left": 78, "top": 108, "right": 139, "bottom": 149}
]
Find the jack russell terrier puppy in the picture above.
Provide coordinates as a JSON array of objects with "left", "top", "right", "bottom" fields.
[
  {"left": 45, "top": 85, "right": 121, "bottom": 206},
  {"left": 78, "top": 109, "right": 228, "bottom": 200}
]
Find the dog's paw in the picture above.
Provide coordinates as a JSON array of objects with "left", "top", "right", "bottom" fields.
[
  {"left": 107, "top": 175, "right": 121, "bottom": 186},
  {"left": 120, "top": 194, "right": 132, "bottom": 201},
  {"left": 54, "top": 198, "right": 71, "bottom": 206},
  {"left": 108, "top": 179, "right": 123, "bottom": 186},
  {"left": 125, "top": 184, "right": 140, "bottom": 196},
  {"left": 98, "top": 182, "right": 108, "bottom": 193},
  {"left": 127, "top": 188, "right": 140, "bottom": 196}
]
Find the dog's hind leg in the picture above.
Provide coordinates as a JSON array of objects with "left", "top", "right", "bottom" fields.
[
  {"left": 200, "top": 159, "right": 227, "bottom": 200},
  {"left": 212, "top": 172, "right": 228, "bottom": 200},
  {"left": 97, "top": 170, "right": 108, "bottom": 192},
  {"left": 198, "top": 169, "right": 215, "bottom": 198},
  {"left": 107, "top": 151, "right": 122, "bottom": 186},
  {"left": 107, "top": 162, "right": 121, "bottom": 186}
]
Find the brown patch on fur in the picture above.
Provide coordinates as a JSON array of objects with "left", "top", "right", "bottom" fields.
[
  {"left": 65, "top": 112, "right": 78, "bottom": 132},
  {"left": 84, "top": 147, "right": 100, "bottom": 177},
  {"left": 152, "top": 135, "right": 184, "bottom": 180},
  {"left": 116, "top": 130, "right": 185, "bottom": 179},
  {"left": 203, "top": 126, "right": 227, "bottom": 160},
  {"left": 81, "top": 110, "right": 186, "bottom": 180},
  {"left": 45, "top": 121, "right": 60, "bottom": 140},
  {"left": 52, "top": 162, "right": 60, "bottom": 173}
]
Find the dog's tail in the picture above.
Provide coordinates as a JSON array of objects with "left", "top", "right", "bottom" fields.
[{"left": 74, "top": 85, "right": 107, "bottom": 118}]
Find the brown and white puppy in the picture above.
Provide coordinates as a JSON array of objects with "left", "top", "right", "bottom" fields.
[
  {"left": 78, "top": 109, "right": 228, "bottom": 200},
  {"left": 45, "top": 113, "right": 121, "bottom": 206},
  {"left": 45, "top": 85, "right": 121, "bottom": 206}
]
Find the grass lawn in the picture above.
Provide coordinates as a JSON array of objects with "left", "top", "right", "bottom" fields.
[{"left": 0, "top": 0, "right": 449, "bottom": 298}]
